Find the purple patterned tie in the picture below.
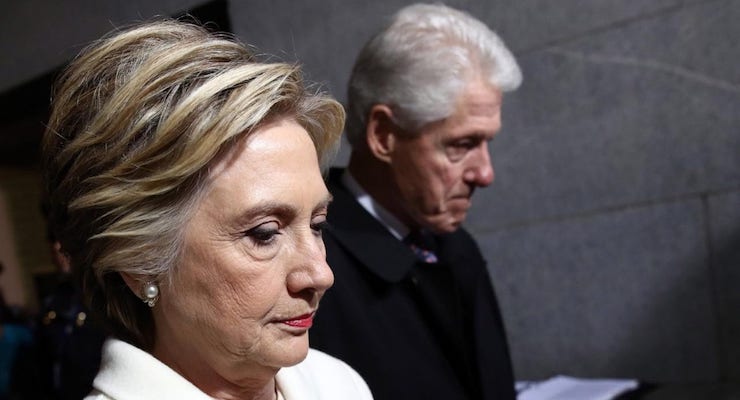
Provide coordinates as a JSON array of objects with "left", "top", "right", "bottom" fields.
[{"left": 404, "top": 231, "right": 439, "bottom": 263}]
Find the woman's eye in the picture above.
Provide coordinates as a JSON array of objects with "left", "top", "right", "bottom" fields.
[{"left": 243, "top": 222, "right": 280, "bottom": 246}]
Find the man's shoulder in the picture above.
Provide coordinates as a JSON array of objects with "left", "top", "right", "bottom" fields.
[{"left": 325, "top": 167, "right": 345, "bottom": 190}]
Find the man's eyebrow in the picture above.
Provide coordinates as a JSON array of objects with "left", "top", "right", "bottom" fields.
[
  {"left": 447, "top": 132, "right": 493, "bottom": 142},
  {"left": 314, "top": 193, "right": 333, "bottom": 213}
]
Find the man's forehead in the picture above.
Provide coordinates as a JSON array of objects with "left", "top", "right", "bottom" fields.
[
  {"left": 448, "top": 88, "right": 502, "bottom": 125},
  {"left": 457, "top": 83, "right": 502, "bottom": 110}
]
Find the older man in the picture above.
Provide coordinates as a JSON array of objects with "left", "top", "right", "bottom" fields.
[{"left": 311, "top": 3, "right": 522, "bottom": 400}]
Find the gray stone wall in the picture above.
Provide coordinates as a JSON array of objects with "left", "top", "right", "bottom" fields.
[
  {"left": 1, "top": 0, "right": 737, "bottom": 385},
  {"left": 0, "top": 0, "right": 206, "bottom": 92},
  {"left": 472, "top": 1, "right": 740, "bottom": 383}
]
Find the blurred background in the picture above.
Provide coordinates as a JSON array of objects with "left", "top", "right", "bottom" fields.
[{"left": 0, "top": 0, "right": 738, "bottom": 396}]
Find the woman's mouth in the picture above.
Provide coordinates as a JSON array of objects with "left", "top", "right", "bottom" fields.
[{"left": 280, "top": 313, "right": 314, "bottom": 329}]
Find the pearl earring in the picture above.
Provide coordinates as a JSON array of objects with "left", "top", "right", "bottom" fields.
[{"left": 142, "top": 282, "right": 159, "bottom": 308}]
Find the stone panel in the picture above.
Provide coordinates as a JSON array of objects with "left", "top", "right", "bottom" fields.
[
  {"left": 0, "top": 0, "right": 206, "bottom": 92},
  {"left": 471, "top": 0, "right": 740, "bottom": 230},
  {"left": 229, "top": 0, "right": 688, "bottom": 103},
  {"left": 478, "top": 199, "right": 719, "bottom": 382},
  {"left": 472, "top": 0, "right": 684, "bottom": 52}
]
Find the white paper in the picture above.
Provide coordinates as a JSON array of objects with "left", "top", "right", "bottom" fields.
[{"left": 517, "top": 375, "right": 639, "bottom": 400}]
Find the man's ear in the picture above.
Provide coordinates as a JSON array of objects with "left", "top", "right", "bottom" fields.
[{"left": 365, "top": 104, "right": 399, "bottom": 163}]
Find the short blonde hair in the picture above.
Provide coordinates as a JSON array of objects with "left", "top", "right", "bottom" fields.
[{"left": 41, "top": 20, "right": 344, "bottom": 349}]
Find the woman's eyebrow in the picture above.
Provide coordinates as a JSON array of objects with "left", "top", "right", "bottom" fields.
[
  {"left": 234, "top": 202, "right": 297, "bottom": 225},
  {"left": 233, "top": 193, "right": 333, "bottom": 225}
]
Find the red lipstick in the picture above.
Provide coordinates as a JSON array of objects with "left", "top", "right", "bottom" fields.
[{"left": 281, "top": 313, "right": 314, "bottom": 329}]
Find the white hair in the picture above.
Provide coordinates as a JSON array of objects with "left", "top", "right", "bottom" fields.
[{"left": 346, "top": 3, "right": 522, "bottom": 148}]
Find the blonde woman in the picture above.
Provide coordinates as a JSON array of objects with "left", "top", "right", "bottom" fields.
[{"left": 41, "top": 20, "right": 373, "bottom": 400}]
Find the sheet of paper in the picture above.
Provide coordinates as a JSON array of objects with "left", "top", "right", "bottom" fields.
[{"left": 517, "top": 375, "right": 639, "bottom": 400}]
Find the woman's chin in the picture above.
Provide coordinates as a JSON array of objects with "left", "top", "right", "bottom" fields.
[{"left": 274, "top": 335, "right": 311, "bottom": 367}]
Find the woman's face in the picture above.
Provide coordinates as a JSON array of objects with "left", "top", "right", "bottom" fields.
[{"left": 152, "top": 119, "right": 334, "bottom": 386}]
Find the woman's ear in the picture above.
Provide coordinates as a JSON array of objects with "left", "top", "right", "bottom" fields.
[
  {"left": 120, "top": 272, "right": 160, "bottom": 307},
  {"left": 365, "top": 104, "right": 399, "bottom": 164},
  {"left": 119, "top": 272, "right": 141, "bottom": 297}
]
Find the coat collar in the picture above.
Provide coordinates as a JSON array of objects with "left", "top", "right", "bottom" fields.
[
  {"left": 326, "top": 168, "right": 418, "bottom": 283},
  {"left": 92, "top": 339, "right": 347, "bottom": 400},
  {"left": 91, "top": 339, "right": 213, "bottom": 400}
]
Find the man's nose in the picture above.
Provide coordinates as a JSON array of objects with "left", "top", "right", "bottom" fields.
[{"left": 463, "top": 144, "right": 494, "bottom": 187}]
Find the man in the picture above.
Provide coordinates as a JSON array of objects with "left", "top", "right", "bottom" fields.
[
  {"left": 33, "top": 240, "right": 106, "bottom": 400},
  {"left": 311, "top": 3, "right": 522, "bottom": 400}
]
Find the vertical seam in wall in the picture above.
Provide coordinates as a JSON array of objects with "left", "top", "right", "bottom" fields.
[{"left": 701, "top": 193, "right": 726, "bottom": 382}]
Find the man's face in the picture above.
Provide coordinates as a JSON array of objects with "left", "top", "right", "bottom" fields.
[{"left": 389, "top": 82, "right": 502, "bottom": 233}]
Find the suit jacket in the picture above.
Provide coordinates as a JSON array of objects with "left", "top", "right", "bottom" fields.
[
  {"left": 311, "top": 168, "right": 515, "bottom": 400},
  {"left": 85, "top": 339, "right": 373, "bottom": 400}
]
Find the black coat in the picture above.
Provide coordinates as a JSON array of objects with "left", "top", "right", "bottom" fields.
[{"left": 311, "top": 168, "right": 515, "bottom": 400}]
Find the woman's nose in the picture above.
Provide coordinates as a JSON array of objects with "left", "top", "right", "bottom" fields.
[{"left": 287, "top": 233, "right": 334, "bottom": 295}]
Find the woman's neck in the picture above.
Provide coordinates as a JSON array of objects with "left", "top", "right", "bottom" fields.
[{"left": 152, "top": 333, "right": 279, "bottom": 400}]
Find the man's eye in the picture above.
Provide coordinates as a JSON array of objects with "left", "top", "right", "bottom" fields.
[
  {"left": 445, "top": 138, "right": 486, "bottom": 161},
  {"left": 445, "top": 142, "right": 472, "bottom": 160},
  {"left": 243, "top": 222, "right": 280, "bottom": 246},
  {"left": 458, "top": 139, "right": 483, "bottom": 151},
  {"left": 311, "top": 219, "right": 330, "bottom": 236}
]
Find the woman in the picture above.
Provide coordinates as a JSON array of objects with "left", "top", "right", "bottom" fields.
[{"left": 41, "top": 20, "right": 373, "bottom": 400}]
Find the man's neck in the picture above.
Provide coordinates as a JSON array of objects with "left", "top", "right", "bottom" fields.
[{"left": 346, "top": 153, "right": 417, "bottom": 234}]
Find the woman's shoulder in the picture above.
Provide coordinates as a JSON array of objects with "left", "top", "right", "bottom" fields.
[{"left": 276, "top": 348, "right": 374, "bottom": 400}]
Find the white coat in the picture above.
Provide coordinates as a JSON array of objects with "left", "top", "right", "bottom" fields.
[{"left": 85, "top": 339, "right": 374, "bottom": 400}]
